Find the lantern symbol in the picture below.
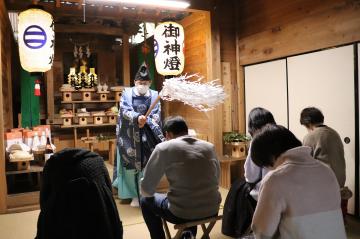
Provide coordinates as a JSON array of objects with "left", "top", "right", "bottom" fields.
[
  {"left": 18, "top": 8, "right": 54, "bottom": 73},
  {"left": 23, "top": 25, "right": 47, "bottom": 49}
]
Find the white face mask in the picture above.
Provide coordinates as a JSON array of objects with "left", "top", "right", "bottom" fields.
[{"left": 136, "top": 84, "right": 149, "bottom": 95}]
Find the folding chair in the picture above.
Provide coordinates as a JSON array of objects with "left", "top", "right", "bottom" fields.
[{"left": 162, "top": 215, "right": 223, "bottom": 239}]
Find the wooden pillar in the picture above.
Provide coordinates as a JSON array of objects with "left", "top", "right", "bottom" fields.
[
  {"left": 46, "top": 68, "right": 54, "bottom": 122},
  {"left": 0, "top": 13, "right": 7, "bottom": 213},
  {"left": 122, "top": 34, "right": 130, "bottom": 86},
  {"left": 209, "top": 10, "right": 223, "bottom": 156},
  {"left": 235, "top": 0, "right": 246, "bottom": 134}
]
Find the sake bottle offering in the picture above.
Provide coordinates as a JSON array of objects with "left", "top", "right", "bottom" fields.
[
  {"left": 67, "top": 67, "right": 77, "bottom": 88},
  {"left": 77, "top": 65, "right": 88, "bottom": 89},
  {"left": 44, "top": 136, "right": 54, "bottom": 162},
  {"left": 88, "top": 68, "right": 98, "bottom": 88}
]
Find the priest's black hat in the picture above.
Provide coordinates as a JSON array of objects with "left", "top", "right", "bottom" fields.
[{"left": 134, "top": 62, "right": 151, "bottom": 81}]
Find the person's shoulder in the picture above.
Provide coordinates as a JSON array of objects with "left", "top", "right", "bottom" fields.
[
  {"left": 121, "top": 87, "right": 134, "bottom": 98},
  {"left": 196, "top": 137, "right": 213, "bottom": 146},
  {"left": 262, "top": 164, "right": 289, "bottom": 187}
]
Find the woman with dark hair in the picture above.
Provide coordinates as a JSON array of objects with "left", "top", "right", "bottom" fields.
[
  {"left": 250, "top": 125, "right": 346, "bottom": 239},
  {"left": 244, "top": 107, "right": 276, "bottom": 201}
]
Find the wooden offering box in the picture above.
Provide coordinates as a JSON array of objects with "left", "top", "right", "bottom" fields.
[
  {"left": 99, "top": 92, "right": 110, "bottom": 101},
  {"left": 108, "top": 115, "right": 117, "bottom": 124},
  {"left": 62, "top": 116, "right": 73, "bottom": 126},
  {"left": 93, "top": 116, "right": 104, "bottom": 125},
  {"left": 80, "top": 89, "right": 95, "bottom": 101},
  {"left": 60, "top": 89, "right": 76, "bottom": 102}
]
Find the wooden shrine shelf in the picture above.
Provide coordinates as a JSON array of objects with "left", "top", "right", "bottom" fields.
[
  {"left": 219, "top": 155, "right": 246, "bottom": 189},
  {"left": 61, "top": 100, "right": 117, "bottom": 103},
  {"left": 6, "top": 165, "right": 44, "bottom": 175},
  {"left": 61, "top": 123, "right": 116, "bottom": 128}
]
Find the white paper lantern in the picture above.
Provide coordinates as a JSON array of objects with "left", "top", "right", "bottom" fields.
[
  {"left": 18, "top": 8, "right": 54, "bottom": 72},
  {"left": 154, "top": 22, "right": 185, "bottom": 76}
]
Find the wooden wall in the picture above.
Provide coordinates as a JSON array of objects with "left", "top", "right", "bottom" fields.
[
  {"left": 164, "top": 11, "right": 223, "bottom": 154},
  {"left": 234, "top": 0, "right": 360, "bottom": 131},
  {"left": 0, "top": 0, "right": 14, "bottom": 213},
  {"left": 216, "top": 0, "right": 239, "bottom": 132},
  {"left": 0, "top": 1, "right": 12, "bottom": 131}
]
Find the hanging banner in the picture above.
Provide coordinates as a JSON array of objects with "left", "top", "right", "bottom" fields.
[
  {"left": 154, "top": 22, "right": 185, "bottom": 76},
  {"left": 18, "top": 8, "right": 54, "bottom": 72}
]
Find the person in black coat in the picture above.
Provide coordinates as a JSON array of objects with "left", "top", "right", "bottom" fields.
[{"left": 35, "top": 148, "right": 123, "bottom": 239}]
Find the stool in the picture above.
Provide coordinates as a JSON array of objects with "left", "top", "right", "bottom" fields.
[{"left": 161, "top": 215, "right": 222, "bottom": 239}]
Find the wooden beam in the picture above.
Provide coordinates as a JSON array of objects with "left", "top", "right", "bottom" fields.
[
  {"left": 122, "top": 34, "right": 130, "bottom": 86},
  {"left": 5, "top": 0, "right": 199, "bottom": 21},
  {"left": 55, "top": 23, "right": 124, "bottom": 36},
  {"left": 0, "top": 2, "right": 7, "bottom": 214},
  {"left": 46, "top": 68, "right": 55, "bottom": 122}
]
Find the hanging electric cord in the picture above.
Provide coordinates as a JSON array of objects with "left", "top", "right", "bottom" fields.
[{"left": 83, "top": 0, "right": 86, "bottom": 23}]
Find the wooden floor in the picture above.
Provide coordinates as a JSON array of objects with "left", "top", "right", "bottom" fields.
[{"left": 0, "top": 162, "right": 359, "bottom": 239}]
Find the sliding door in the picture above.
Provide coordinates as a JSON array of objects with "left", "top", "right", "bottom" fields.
[
  {"left": 244, "top": 60, "right": 288, "bottom": 133},
  {"left": 287, "top": 45, "right": 356, "bottom": 214}
]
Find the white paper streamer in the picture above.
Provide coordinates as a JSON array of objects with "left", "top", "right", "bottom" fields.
[{"left": 160, "top": 74, "right": 226, "bottom": 111}]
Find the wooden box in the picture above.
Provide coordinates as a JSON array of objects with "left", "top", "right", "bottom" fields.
[
  {"left": 115, "top": 91, "right": 122, "bottom": 101},
  {"left": 62, "top": 92, "right": 72, "bottom": 102},
  {"left": 16, "top": 161, "right": 30, "bottom": 171},
  {"left": 100, "top": 93, "right": 109, "bottom": 101},
  {"left": 82, "top": 91, "right": 92, "bottom": 101},
  {"left": 224, "top": 142, "right": 247, "bottom": 158},
  {"left": 63, "top": 117, "right": 72, "bottom": 126},
  {"left": 79, "top": 117, "right": 88, "bottom": 125},
  {"left": 94, "top": 116, "right": 103, "bottom": 125},
  {"left": 108, "top": 115, "right": 117, "bottom": 124}
]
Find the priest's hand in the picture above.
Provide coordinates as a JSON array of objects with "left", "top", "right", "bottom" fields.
[{"left": 138, "top": 115, "right": 146, "bottom": 128}]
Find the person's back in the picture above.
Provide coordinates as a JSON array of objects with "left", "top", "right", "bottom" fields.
[
  {"left": 256, "top": 147, "right": 345, "bottom": 239},
  {"left": 36, "top": 148, "right": 123, "bottom": 239},
  {"left": 155, "top": 135, "right": 221, "bottom": 219},
  {"left": 140, "top": 116, "right": 221, "bottom": 239},
  {"left": 303, "top": 125, "right": 346, "bottom": 187},
  {"left": 250, "top": 125, "right": 346, "bottom": 239}
]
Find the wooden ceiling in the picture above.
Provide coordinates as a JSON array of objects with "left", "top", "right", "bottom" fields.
[{"left": 5, "top": 0, "right": 211, "bottom": 36}]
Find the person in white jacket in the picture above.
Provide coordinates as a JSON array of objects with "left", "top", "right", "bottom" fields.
[
  {"left": 250, "top": 124, "right": 346, "bottom": 239},
  {"left": 244, "top": 107, "right": 276, "bottom": 201}
]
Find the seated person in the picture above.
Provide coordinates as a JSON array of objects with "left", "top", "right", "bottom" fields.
[
  {"left": 244, "top": 107, "right": 276, "bottom": 201},
  {"left": 140, "top": 116, "right": 221, "bottom": 239},
  {"left": 300, "top": 107, "right": 346, "bottom": 187},
  {"left": 250, "top": 125, "right": 346, "bottom": 239},
  {"left": 35, "top": 148, "right": 123, "bottom": 239}
]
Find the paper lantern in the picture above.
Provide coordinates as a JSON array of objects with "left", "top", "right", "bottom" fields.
[
  {"left": 18, "top": 8, "right": 54, "bottom": 72},
  {"left": 154, "top": 22, "right": 185, "bottom": 76}
]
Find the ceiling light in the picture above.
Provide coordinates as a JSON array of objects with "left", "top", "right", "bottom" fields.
[{"left": 89, "top": 0, "right": 190, "bottom": 9}]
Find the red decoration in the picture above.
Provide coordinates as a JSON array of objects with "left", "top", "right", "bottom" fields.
[
  {"left": 141, "top": 43, "right": 150, "bottom": 55},
  {"left": 34, "top": 80, "right": 41, "bottom": 96}
]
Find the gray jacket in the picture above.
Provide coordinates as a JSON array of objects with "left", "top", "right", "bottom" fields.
[
  {"left": 141, "top": 135, "right": 221, "bottom": 219},
  {"left": 303, "top": 125, "right": 346, "bottom": 187}
]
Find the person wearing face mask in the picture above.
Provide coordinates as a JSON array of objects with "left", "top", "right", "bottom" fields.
[{"left": 112, "top": 62, "right": 165, "bottom": 207}]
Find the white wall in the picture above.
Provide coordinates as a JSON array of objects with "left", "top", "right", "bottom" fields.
[{"left": 245, "top": 45, "right": 357, "bottom": 214}]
